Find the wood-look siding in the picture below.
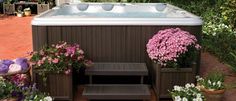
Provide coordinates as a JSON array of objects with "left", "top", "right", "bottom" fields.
[
  {"left": 32, "top": 26, "right": 202, "bottom": 63},
  {"left": 33, "top": 70, "right": 73, "bottom": 100}
]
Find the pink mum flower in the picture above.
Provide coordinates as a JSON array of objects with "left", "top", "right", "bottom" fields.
[
  {"left": 52, "top": 58, "right": 59, "bottom": 64},
  {"left": 146, "top": 28, "right": 201, "bottom": 65}
]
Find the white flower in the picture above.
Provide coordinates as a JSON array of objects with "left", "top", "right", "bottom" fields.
[
  {"left": 174, "top": 86, "right": 182, "bottom": 91},
  {"left": 213, "top": 82, "right": 216, "bottom": 86},
  {"left": 182, "top": 97, "right": 188, "bottom": 101},
  {"left": 217, "top": 81, "right": 222, "bottom": 87},
  {"left": 0, "top": 76, "right": 4, "bottom": 80},
  {"left": 8, "top": 64, "right": 22, "bottom": 73},
  {"left": 196, "top": 94, "right": 202, "bottom": 98},
  {"left": 34, "top": 95, "right": 38, "bottom": 99},
  {"left": 191, "top": 83, "right": 195, "bottom": 87},
  {"left": 174, "top": 96, "right": 181, "bottom": 101},
  {"left": 208, "top": 80, "right": 212, "bottom": 84},
  {"left": 185, "top": 83, "right": 191, "bottom": 88},
  {"left": 43, "top": 96, "right": 53, "bottom": 101},
  {"left": 194, "top": 97, "right": 203, "bottom": 101},
  {"left": 198, "top": 78, "right": 203, "bottom": 81}
]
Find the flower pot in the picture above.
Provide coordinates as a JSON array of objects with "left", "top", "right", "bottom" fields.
[
  {"left": 203, "top": 89, "right": 225, "bottom": 101},
  {"left": 24, "top": 11, "right": 31, "bottom": 16},
  {"left": 32, "top": 69, "right": 73, "bottom": 101},
  {"left": 152, "top": 62, "right": 198, "bottom": 99},
  {"left": 16, "top": 13, "right": 24, "bottom": 17}
]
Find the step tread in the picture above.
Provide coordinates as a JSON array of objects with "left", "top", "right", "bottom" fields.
[
  {"left": 86, "top": 63, "right": 148, "bottom": 76},
  {"left": 83, "top": 84, "right": 151, "bottom": 100}
]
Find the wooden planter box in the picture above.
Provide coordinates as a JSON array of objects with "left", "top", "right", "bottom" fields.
[
  {"left": 37, "top": 4, "right": 49, "bottom": 14},
  {"left": 3, "top": 4, "right": 15, "bottom": 14},
  {"left": 152, "top": 62, "right": 197, "bottom": 99},
  {"left": 33, "top": 69, "right": 73, "bottom": 101}
]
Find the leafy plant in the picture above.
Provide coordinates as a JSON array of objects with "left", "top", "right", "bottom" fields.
[
  {"left": 227, "top": 52, "right": 236, "bottom": 72},
  {"left": 196, "top": 71, "right": 225, "bottom": 90},
  {"left": 0, "top": 77, "right": 21, "bottom": 100},
  {"left": 170, "top": 83, "right": 205, "bottom": 101},
  {"left": 221, "top": 0, "right": 236, "bottom": 28},
  {"left": 29, "top": 41, "right": 92, "bottom": 84},
  {"left": 22, "top": 84, "right": 53, "bottom": 101}
]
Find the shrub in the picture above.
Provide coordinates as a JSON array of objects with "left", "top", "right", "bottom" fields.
[{"left": 221, "top": 0, "right": 236, "bottom": 28}]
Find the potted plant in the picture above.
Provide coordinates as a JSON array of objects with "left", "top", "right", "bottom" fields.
[
  {"left": 170, "top": 83, "right": 205, "bottom": 101},
  {"left": 3, "top": 0, "right": 15, "bottom": 14},
  {"left": 196, "top": 72, "right": 225, "bottom": 101},
  {"left": 30, "top": 41, "right": 92, "bottom": 100},
  {"left": 23, "top": 8, "right": 31, "bottom": 16},
  {"left": 0, "top": 76, "right": 26, "bottom": 101},
  {"left": 146, "top": 28, "right": 201, "bottom": 99},
  {"left": 0, "top": 76, "right": 53, "bottom": 101},
  {"left": 22, "top": 83, "right": 53, "bottom": 101}
]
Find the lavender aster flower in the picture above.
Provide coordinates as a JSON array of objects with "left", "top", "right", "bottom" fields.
[
  {"left": 1, "top": 59, "right": 14, "bottom": 67},
  {"left": 15, "top": 58, "right": 29, "bottom": 71},
  {"left": 0, "top": 64, "right": 9, "bottom": 74}
]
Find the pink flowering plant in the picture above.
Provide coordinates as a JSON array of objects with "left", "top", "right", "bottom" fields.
[
  {"left": 146, "top": 28, "right": 201, "bottom": 67},
  {"left": 29, "top": 42, "right": 92, "bottom": 81}
]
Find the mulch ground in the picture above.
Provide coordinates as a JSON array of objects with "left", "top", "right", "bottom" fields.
[{"left": 0, "top": 15, "right": 236, "bottom": 101}]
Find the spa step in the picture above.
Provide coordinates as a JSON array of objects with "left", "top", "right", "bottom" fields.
[
  {"left": 85, "top": 62, "right": 148, "bottom": 76},
  {"left": 83, "top": 84, "right": 151, "bottom": 100}
]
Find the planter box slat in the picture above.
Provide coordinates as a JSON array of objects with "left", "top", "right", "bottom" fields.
[
  {"left": 152, "top": 62, "right": 197, "bottom": 99},
  {"left": 33, "top": 69, "right": 73, "bottom": 101}
]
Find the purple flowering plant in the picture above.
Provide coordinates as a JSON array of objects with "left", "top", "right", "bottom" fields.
[
  {"left": 29, "top": 41, "right": 92, "bottom": 75},
  {"left": 146, "top": 28, "right": 201, "bottom": 67},
  {"left": 0, "top": 76, "right": 52, "bottom": 101}
]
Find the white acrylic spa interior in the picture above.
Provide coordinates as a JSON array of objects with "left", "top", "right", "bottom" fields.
[{"left": 32, "top": 3, "right": 203, "bottom": 26}]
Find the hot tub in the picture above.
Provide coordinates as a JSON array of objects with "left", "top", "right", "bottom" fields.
[
  {"left": 32, "top": 3, "right": 202, "bottom": 100},
  {"left": 32, "top": 3, "right": 202, "bottom": 62}
]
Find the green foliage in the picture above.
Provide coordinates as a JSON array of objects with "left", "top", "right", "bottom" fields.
[
  {"left": 0, "top": 77, "right": 20, "bottom": 99},
  {"left": 159, "top": 0, "right": 236, "bottom": 72},
  {"left": 169, "top": 83, "right": 205, "bottom": 101},
  {"left": 22, "top": 84, "right": 52, "bottom": 101},
  {"left": 196, "top": 71, "right": 225, "bottom": 90},
  {"left": 221, "top": 0, "right": 236, "bottom": 28},
  {"left": 227, "top": 51, "right": 236, "bottom": 72}
]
